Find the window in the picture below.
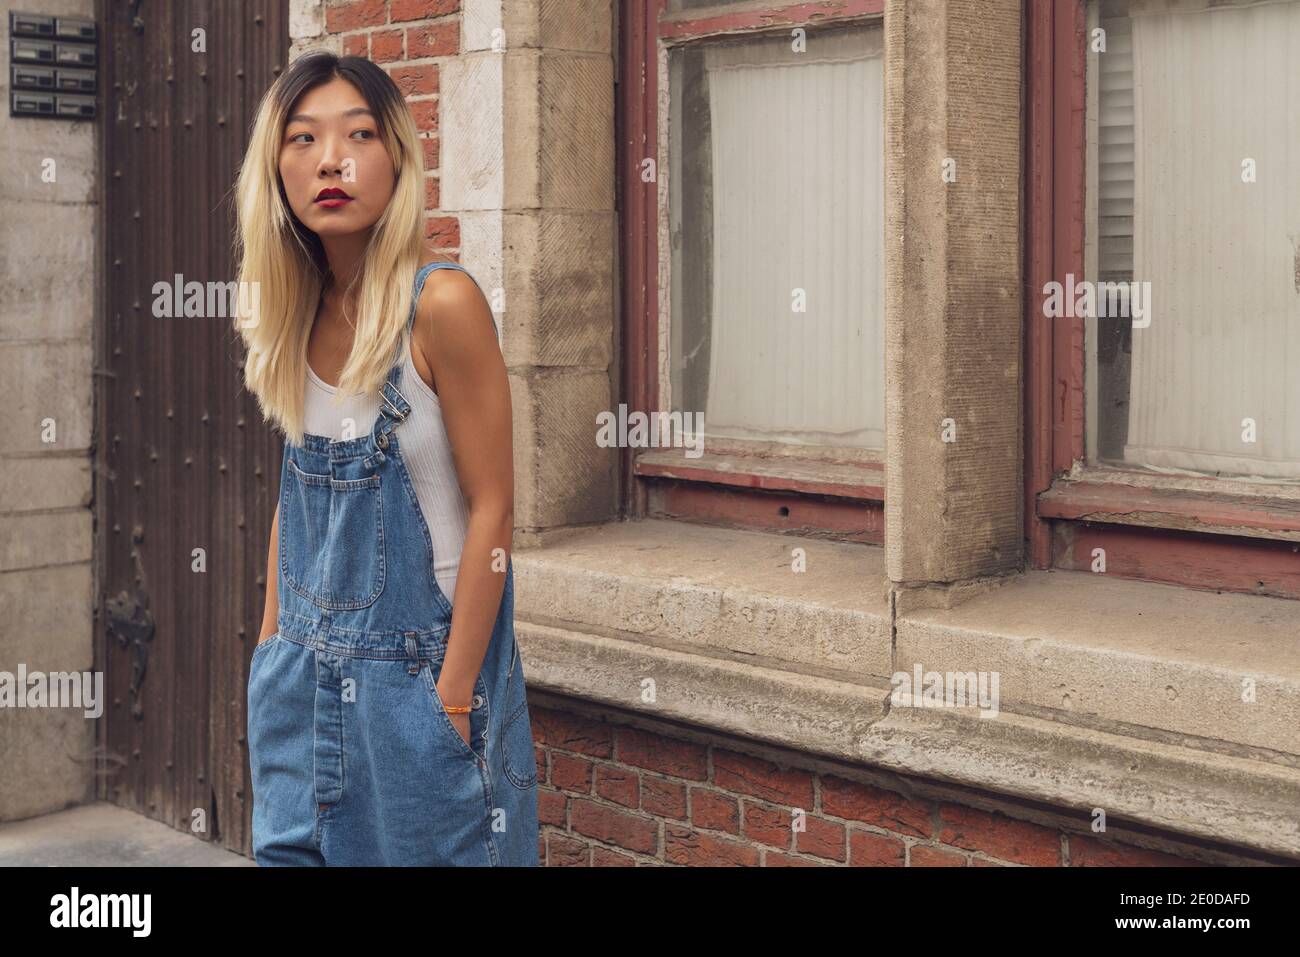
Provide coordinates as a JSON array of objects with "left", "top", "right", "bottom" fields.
[
  {"left": 620, "top": 1, "right": 886, "bottom": 541},
  {"left": 1027, "top": 0, "right": 1300, "bottom": 599},
  {"left": 668, "top": 26, "right": 885, "bottom": 451}
]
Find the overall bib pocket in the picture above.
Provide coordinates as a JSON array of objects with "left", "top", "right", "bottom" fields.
[{"left": 280, "top": 457, "right": 386, "bottom": 610}]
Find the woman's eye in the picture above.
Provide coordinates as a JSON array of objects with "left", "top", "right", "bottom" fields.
[
  {"left": 352, "top": 129, "right": 375, "bottom": 140},
  {"left": 288, "top": 132, "right": 312, "bottom": 144}
]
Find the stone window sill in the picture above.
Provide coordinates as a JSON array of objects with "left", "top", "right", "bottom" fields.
[{"left": 511, "top": 519, "right": 1300, "bottom": 859}]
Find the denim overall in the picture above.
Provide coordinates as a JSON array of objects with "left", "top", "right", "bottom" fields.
[{"left": 247, "top": 262, "right": 539, "bottom": 866}]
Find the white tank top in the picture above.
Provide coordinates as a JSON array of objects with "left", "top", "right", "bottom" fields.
[{"left": 303, "top": 340, "right": 469, "bottom": 604}]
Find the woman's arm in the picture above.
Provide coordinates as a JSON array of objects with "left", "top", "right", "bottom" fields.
[
  {"left": 416, "top": 269, "right": 513, "bottom": 747},
  {"left": 258, "top": 501, "right": 280, "bottom": 645}
]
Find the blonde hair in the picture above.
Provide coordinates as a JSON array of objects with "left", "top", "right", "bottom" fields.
[{"left": 232, "top": 52, "right": 429, "bottom": 447}]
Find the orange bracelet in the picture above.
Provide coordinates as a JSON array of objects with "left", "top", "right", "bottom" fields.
[{"left": 442, "top": 703, "right": 471, "bottom": 714}]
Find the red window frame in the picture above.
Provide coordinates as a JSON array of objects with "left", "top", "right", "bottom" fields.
[
  {"left": 1024, "top": 0, "right": 1300, "bottom": 599},
  {"left": 617, "top": 0, "right": 886, "bottom": 545}
]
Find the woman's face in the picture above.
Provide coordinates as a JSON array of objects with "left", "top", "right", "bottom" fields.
[{"left": 278, "top": 77, "right": 394, "bottom": 239}]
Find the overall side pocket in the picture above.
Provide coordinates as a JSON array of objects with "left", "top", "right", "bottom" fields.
[
  {"left": 421, "top": 652, "right": 489, "bottom": 764},
  {"left": 500, "top": 637, "right": 537, "bottom": 789}
]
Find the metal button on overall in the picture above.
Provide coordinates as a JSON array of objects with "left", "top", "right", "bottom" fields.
[{"left": 246, "top": 262, "right": 539, "bottom": 867}]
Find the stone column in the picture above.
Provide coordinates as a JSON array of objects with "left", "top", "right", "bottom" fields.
[
  {"left": 445, "top": 0, "right": 616, "bottom": 534},
  {"left": 884, "top": 0, "right": 1024, "bottom": 593}
]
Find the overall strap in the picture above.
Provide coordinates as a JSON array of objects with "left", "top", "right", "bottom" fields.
[
  {"left": 378, "top": 262, "right": 469, "bottom": 430},
  {"left": 405, "top": 261, "right": 469, "bottom": 338},
  {"left": 407, "top": 260, "right": 501, "bottom": 340}
]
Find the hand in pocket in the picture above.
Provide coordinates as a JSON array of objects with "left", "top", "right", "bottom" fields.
[{"left": 446, "top": 709, "right": 471, "bottom": 747}]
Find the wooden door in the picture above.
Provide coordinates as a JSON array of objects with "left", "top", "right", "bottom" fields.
[{"left": 96, "top": 0, "right": 288, "bottom": 856}]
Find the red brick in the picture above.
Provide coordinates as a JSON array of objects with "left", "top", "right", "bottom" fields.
[
  {"left": 1067, "top": 835, "right": 1197, "bottom": 867},
  {"left": 796, "top": 816, "right": 847, "bottom": 862},
  {"left": 570, "top": 799, "right": 659, "bottom": 855},
  {"left": 937, "top": 805, "right": 1061, "bottom": 867},
  {"left": 972, "top": 857, "right": 1007, "bottom": 866},
  {"left": 327, "top": 0, "right": 388, "bottom": 33},
  {"left": 594, "top": 764, "right": 639, "bottom": 808},
  {"left": 910, "top": 845, "right": 967, "bottom": 867},
  {"left": 370, "top": 29, "right": 404, "bottom": 63},
  {"left": 664, "top": 825, "right": 760, "bottom": 866},
  {"left": 546, "top": 833, "right": 590, "bottom": 866},
  {"left": 529, "top": 706, "right": 614, "bottom": 759},
  {"left": 392, "top": 0, "right": 459, "bottom": 21},
  {"left": 821, "top": 776, "right": 933, "bottom": 839},
  {"left": 407, "top": 21, "right": 459, "bottom": 58},
  {"left": 534, "top": 745, "right": 546, "bottom": 783},
  {"left": 689, "top": 788, "right": 740, "bottom": 835},
  {"left": 741, "top": 801, "right": 792, "bottom": 850},
  {"left": 409, "top": 99, "right": 439, "bottom": 134},
  {"left": 342, "top": 33, "right": 369, "bottom": 57},
  {"left": 550, "top": 752, "right": 593, "bottom": 793},
  {"left": 616, "top": 727, "right": 708, "bottom": 780},
  {"left": 766, "top": 852, "right": 834, "bottom": 867},
  {"left": 712, "top": 748, "right": 814, "bottom": 808},
  {"left": 592, "top": 847, "right": 637, "bottom": 867},
  {"left": 849, "top": 830, "right": 906, "bottom": 866},
  {"left": 424, "top": 175, "right": 440, "bottom": 211},
  {"left": 641, "top": 775, "right": 688, "bottom": 820},
  {"left": 537, "top": 787, "right": 566, "bottom": 827},
  {"left": 422, "top": 136, "right": 440, "bottom": 171},
  {"left": 389, "top": 63, "right": 439, "bottom": 96}
]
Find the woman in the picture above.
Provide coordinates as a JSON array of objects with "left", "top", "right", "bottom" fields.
[{"left": 233, "top": 52, "right": 538, "bottom": 866}]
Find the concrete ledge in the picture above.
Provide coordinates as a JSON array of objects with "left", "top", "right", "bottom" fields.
[
  {"left": 513, "top": 520, "right": 1300, "bottom": 858},
  {"left": 514, "top": 520, "right": 892, "bottom": 677},
  {"left": 898, "top": 570, "right": 1300, "bottom": 759},
  {"left": 516, "top": 619, "right": 890, "bottom": 750}
]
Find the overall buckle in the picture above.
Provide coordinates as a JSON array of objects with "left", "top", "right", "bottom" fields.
[{"left": 381, "top": 388, "right": 408, "bottom": 422}]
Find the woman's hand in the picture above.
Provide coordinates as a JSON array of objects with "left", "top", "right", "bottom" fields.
[{"left": 437, "top": 677, "right": 475, "bottom": 747}]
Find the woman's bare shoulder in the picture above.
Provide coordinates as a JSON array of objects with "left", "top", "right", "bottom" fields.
[{"left": 411, "top": 259, "right": 495, "bottom": 374}]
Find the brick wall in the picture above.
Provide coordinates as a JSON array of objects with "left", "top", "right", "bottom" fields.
[
  {"left": 314, "top": 0, "right": 464, "bottom": 255},
  {"left": 528, "top": 699, "right": 1236, "bottom": 867}
]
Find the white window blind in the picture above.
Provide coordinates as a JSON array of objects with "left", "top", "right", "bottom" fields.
[
  {"left": 695, "top": 28, "right": 885, "bottom": 449},
  {"left": 1121, "top": 0, "right": 1300, "bottom": 479}
]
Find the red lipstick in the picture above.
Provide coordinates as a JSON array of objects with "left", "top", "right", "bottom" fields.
[{"left": 315, "top": 187, "right": 352, "bottom": 208}]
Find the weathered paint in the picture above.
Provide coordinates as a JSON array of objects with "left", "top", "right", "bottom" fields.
[
  {"left": 1055, "top": 522, "right": 1300, "bottom": 601},
  {"left": 636, "top": 451, "right": 884, "bottom": 500},
  {"left": 1025, "top": 0, "right": 1088, "bottom": 568},
  {"left": 618, "top": 0, "right": 660, "bottom": 518},
  {"left": 658, "top": 0, "right": 883, "bottom": 41},
  {"left": 650, "top": 480, "right": 884, "bottom": 544},
  {"left": 1040, "top": 480, "right": 1300, "bottom": 543}
]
